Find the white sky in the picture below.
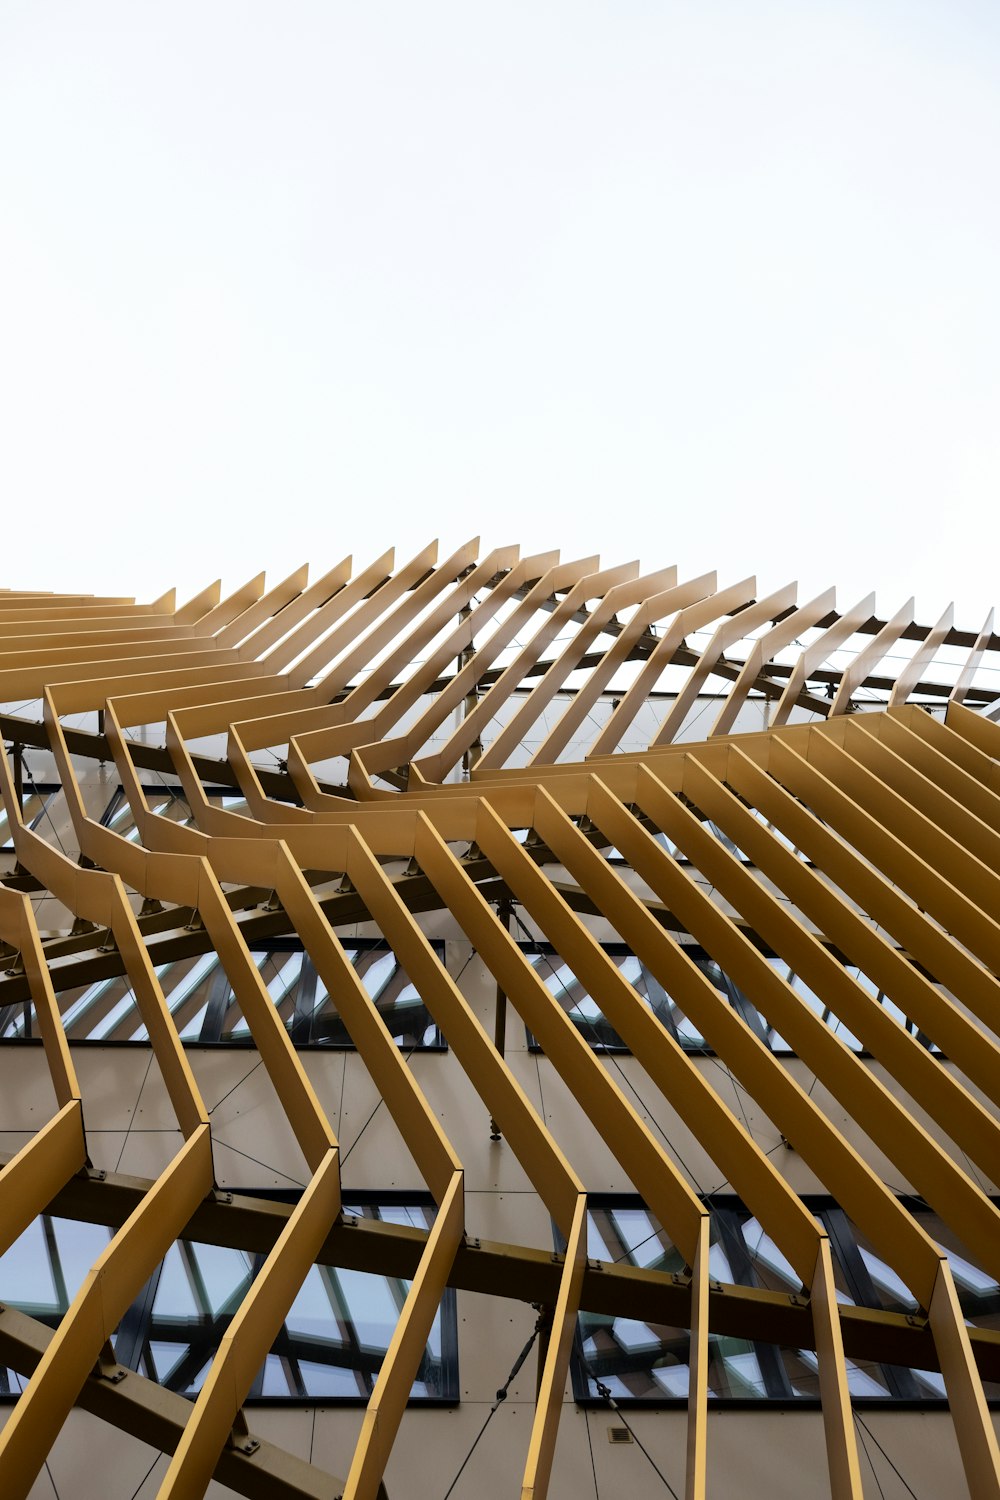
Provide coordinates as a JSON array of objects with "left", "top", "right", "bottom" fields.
[{"left": 2, "top": 2, "right": 999, "bottom": 627}]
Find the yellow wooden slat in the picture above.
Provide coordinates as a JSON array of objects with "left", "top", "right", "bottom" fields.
[
  {"left": 157, "top": 1148, "right": 342, "bottom": 1499},
  {"left": 520, "top": 1192, "right": 588, "bottom": 1500}
]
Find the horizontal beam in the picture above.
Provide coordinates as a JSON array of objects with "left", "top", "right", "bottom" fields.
[{"left": 25, "top": 1164, "right": 1000, "bottom": 1381}]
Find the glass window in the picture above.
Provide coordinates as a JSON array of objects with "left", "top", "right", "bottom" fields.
[
  {"left": 568, "top": 1195, "right": 999, "bottom": 1406},
  {"left": 6, "top": 940, "right": 445, "bottom": 1050},
  {"left": 0, "top": 1202, "right": 458, "bottom": 1404},
  {"left": 519, "top": 942, "right": 744, "bottom": 1053},
  {"left": 0, "top": 783, "right": 60, "bottom": 852},
  {"left": 100, "top": 785, "right": 252, "bottom": 841},
  {"left": 513, "top": 941, "right": 926, "bottom": 1059}
]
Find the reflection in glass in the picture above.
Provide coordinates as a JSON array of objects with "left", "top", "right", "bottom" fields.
[
  {"left": 571, "top": 1196, "right": 996, "bottom": 1405},
  {"left": 517, "top": 942, "right": 935, "bottom": 1060},
  {"left": 0, "top": 1203, "right": 457, "bottom": 1403},
  {"left": 4, "top": 939, "right": 445, "bottom": 1050}
]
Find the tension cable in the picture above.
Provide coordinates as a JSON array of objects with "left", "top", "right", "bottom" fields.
[
  {"left": 442, "top": 1308, "right": 546, "bottom": 1499},
  {"left": 582, "top": 1357, "right": 681, "bottom": 1500}
]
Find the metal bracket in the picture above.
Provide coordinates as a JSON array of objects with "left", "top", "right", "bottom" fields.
[
  {"left": 229, "top": 1408, "right": 260, "bottom": 1455},
  {"left": 229, "top": 1433, "right": 261, "bottom": 1456},
  {"left": 94, "top": 1341, "right": 127, "bottom": 1384}
]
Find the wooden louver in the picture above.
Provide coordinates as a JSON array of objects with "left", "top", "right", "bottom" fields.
[{"left": 0, "top": 544, "right": 999, "bottom": 1499}]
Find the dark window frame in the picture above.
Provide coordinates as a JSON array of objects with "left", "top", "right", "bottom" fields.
[
  {"left": 566, "top": 1192, "right": 999, "bottom": 1410},
  {"left": 0, "top": 1192, "right": 459, "bottom": 1407}
]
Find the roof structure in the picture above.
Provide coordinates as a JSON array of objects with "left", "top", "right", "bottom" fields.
[{"left": 0, "top": 545, "right": 998, "bottom": 1499}]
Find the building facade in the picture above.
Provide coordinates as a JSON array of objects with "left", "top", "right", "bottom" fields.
[{"left": 0, "top": 545, "right": 998, "bottom": 1498}]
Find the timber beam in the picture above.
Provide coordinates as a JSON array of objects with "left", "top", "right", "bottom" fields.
[{"left": 23, "top": 1165, "right": 1000, "bottom": 1382}]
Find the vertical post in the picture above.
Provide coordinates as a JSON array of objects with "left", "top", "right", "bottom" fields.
[
  {"left": 521, "top": 1195, "right": 588, "bottom": 1500},
  {"left": 812, "top": 1235, "right": 864, "bottom": 1498},
  {"left": 685, "top": 1215, "right": 710, "bottom": 1500},
  {"left": 930, "top": 1258, "right": 1000, "bottom": 1498}
]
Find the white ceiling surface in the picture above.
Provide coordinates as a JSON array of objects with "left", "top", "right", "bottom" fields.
[{"left": 2, "top": 2, "right": 999, "bottom": 622}]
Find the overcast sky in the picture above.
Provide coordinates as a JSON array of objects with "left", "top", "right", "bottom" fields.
[{"left": 2, "top": 2, "right": 999, "bottom": 626}]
